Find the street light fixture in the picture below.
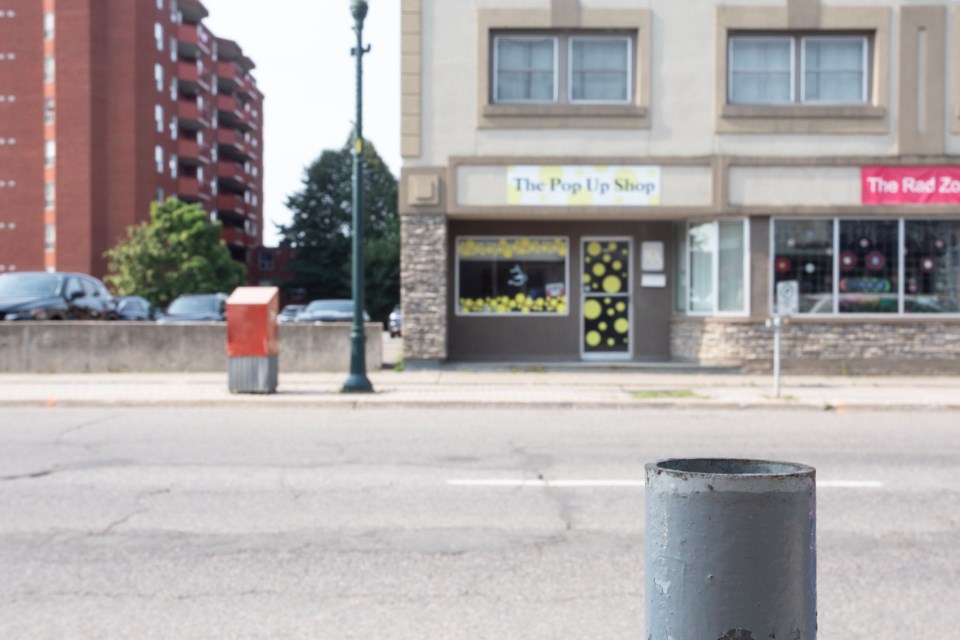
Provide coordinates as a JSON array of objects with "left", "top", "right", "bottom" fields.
[{"left": 343, "top": 0, "right": 374, "bottom": 393}]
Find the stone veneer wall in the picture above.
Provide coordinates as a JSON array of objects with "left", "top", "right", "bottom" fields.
[
  {"left": 401, "top": 214, "right": 448, "bottom": 361},
  {"left": 672, "top": 317, "right": 960, "bottom": 374}
]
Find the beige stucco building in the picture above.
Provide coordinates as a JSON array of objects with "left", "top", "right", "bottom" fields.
[{"left": 399, "top": 0, "right": 960, "bottom": 373}]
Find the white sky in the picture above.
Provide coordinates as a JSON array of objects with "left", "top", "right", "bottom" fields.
[{"left": 199, "top": 0, "right": 401, "bottom": 246}]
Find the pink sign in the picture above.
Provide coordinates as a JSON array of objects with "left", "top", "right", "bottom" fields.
[{"left": 862, "top": 166, "right": 960, "bottom": 205}]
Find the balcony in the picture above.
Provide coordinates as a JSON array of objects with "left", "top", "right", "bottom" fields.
[
  {"left": 177, "top": 99, "right": 208, "bottom": 130},
  {"left": 221, "top": 226, "right": 247, "bottom": 247},
  {"left": 216, "top": 161, "right": 247, "bottom": 192},
  {"left": 216, "top": 193, "right": 246, "bottom": 218},
  {"left": 216, "top": 129, "right": 249, "bottom": 160},
  {"left": 216, "top": 95, "right": 255, "bottom": 131},
  {"left": 177, "top": 23, "right": 211, "bottom": 58},
  {"left": 177, "top": 61, "right": 209, "bottom": 92},
  {"left": 177, "top": 139, "right": 209, "bottom": 166},
  {"left": 179, "top": 0, "right": 209, "bottom": 25},
  {"left": 176, "top": 176, "right": 208, "bottom": 201}
]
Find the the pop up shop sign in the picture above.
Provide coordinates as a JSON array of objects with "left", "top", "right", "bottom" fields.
[
  {"left": 507, "top": 165, "right": 661, "bottom": 206},
  {"left": 862, "top": 166, "right": 960, "bottom": 205}
]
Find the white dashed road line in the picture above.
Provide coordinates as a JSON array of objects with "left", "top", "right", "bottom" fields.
[{"left": 447, "top": 479, "right": 884, "bottom": 489}]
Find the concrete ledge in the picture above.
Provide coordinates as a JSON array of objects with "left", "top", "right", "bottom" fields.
[{"left": 0, "top": 322, "right": 382, "bottom": 373}]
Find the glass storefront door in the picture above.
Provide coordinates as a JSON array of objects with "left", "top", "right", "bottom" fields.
[{"left": 581, "top": 238, "right": 632, "bottom": 359}]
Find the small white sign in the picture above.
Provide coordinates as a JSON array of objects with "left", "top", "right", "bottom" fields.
[
  {"left": 776, "top": 280, "right": 800, "bottom": 316},
  {"left": 641, "top": 274, "right": 667, "bottom": 288},
  {"left": 641, "top": 241, "right": 665, "bottom": 272},
  {"left": 507, "top": 165, "right": 661, "bottom": 207}
]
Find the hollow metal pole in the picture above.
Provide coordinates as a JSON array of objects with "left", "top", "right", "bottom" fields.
[{"left": 645, "top": 458, "right": 817, "bottom": 640}]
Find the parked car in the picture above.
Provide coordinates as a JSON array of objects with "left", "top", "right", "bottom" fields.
[
  {"left": 115, "top": 295, "right": 155, "bottom": 321},
  {"left": 156, "top": 293, "right": 228, "bottom": 323},
  {"left": 388, "top": 305, "right": 402, "bottom": 337},
  {"left": 0, "top": 271, "right": 117, "bottom": 320},
  {"left": 295, "top": 299, "right": 369, "bottom": 323},
  {"left": 277, "top": 304, "right": 305, "bottom": 324}
]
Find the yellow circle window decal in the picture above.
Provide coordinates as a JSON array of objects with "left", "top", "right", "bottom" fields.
[
  {"left": 614, "top": 318, "right": 629, "bottom": 334},
  {"left": 584, "top": 299, "right": 602, "bottom": 320},
  {"left": 587, "top": 242, "right": 602, "bottom": 257},
  {"left": 585, "top": 331, "right": 601, "bottom": 347},
  {"left": 592, "top": 263, "right": 606, "bottom": 277},
  {"left": 602, "top": 275, "right": 622, "bottom": 293}
]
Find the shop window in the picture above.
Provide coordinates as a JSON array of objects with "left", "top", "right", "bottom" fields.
[
  {"left": 772, "top": 219, "right": 960, "bottom": 315},
  {"left": 680, "top": 220, "right": 748, "bottom": 315},
  {"left": 904, "top": 221, "right": 960, "bottom": 313},
  {"left": 493, "top": 34, "right": 632, "bottom": 105},
  {"left": 773, "top": 219, "right": 834, "bottom": 313},
  {"left": 729, "top": 35, "right": 869, "bottom": 105},
  {"left": 837, "top": 220, "right": 899, "bottom": 313},
  {"left": 456, "top": 237, "right": 568, "bottom": 315}
]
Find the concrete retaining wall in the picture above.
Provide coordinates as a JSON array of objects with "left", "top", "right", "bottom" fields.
[
  {"left": 0, "top": 322, "right": 383, "bottom": 373},
  {"left": 671, "top": 317, "right": 960, "bottom": 374}
]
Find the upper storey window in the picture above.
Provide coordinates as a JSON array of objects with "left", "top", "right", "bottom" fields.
[
  {"left": 728, "top": 35, "right": 868, "bottom": 105},
  {"left": 493, "top": 34, "right": 632, "bottom": 105}
]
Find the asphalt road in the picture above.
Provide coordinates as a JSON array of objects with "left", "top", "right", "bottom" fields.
[{"left": 1, "top": 407, "right": 957, "bottom": 639}]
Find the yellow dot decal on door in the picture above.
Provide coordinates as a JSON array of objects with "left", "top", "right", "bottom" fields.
[
  {"left": 607, "top": 338, "right": 616, "bottom": 346},
  {"left": 612, "top": 260, "right": 622, "bottom": 271},
  {"left": 602, "top": 275, "right": 622, "bottom": 293},
  {"left": 584, "top": 299, "right": 602, "bottom": 320},
  {"left": 592, "top": 263, "right": 606, "bottom": 277},
  {"left": 615, "top": 302, "right": 626, "bottom": 312},
  {"left": 586, "top": 331, "right": 601, "bottom": 347},
  {"left": 599, "top": 322, "right": 608, "bottom": 331},
  {"left": 614, "top": 318, "right": 629, "bottom": 334},
  {"left": 587, "top": 242, "right": 602, "bottom": 257}
]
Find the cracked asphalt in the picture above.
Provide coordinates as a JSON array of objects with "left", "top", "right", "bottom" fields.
[{"left": 1, "top": 406, "right": 958, "bottom": 639}]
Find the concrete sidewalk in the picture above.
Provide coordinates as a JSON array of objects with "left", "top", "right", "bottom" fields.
[{"left": 1, "top": 369, "right": 959, "bottom": 411}]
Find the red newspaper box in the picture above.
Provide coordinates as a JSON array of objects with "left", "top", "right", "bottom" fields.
[{"left": 226, "top": 287, "right": 279, "bottom": 393}]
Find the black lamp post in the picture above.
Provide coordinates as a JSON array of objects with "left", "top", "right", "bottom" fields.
[{"left": 343, "top": 0, "right": 373, "bottom": 393}]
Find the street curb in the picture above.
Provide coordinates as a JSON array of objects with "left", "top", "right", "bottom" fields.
[{"left": 3, "top": 398, "right": 960, "bottom": 412}]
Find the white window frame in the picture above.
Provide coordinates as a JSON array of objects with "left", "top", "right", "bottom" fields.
[
  {"left": 682, "top": 219, "right": 751, "bottom": 317},
  {"left": 155, "top": 145, "right": 164, "bottom": 174},
  {"left": 155, "top": 104, "right": 164, "bottom": 133},
  {"left": 492, "top": 35, "right": 559, "bottom": 104},
  {"left": 567, "top": 36, "right": 633, "bottom": 105},
  {"left": 799, "top": 36, "right": 869, "bottom": 104},
  {"left": 728, "top": 35, "right": 796, "bottom": 105},
  {"left": 454, "top": 236, "right": 571, "bottom": 317},
  {"left": 154, "top": 23, "right": 163, "bottom": 52}
]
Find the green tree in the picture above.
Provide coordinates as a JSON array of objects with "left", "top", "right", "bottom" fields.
[
  {"left": 104, "top": 198, "right": 246, "bottom": 309},
  {"left": 279, "top": 139, "right": 399, "bottom": 322}
]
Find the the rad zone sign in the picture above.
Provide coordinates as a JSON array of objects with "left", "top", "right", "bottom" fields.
[
  {"left": 862, "top": 166, "right": 960, "bottom": 205},
  {"left": 507, "top": 165, "right": 661, "bottom": 206}
]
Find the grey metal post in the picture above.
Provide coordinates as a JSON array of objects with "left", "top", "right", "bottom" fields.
[
  {"left": 645, "top": 458, "right": 817, "bottom": 640},
  {"left": 773, "top": 316, "right": 782, "bottom": 398}
]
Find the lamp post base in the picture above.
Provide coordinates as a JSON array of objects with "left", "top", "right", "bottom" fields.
[{"left": 342, "top": 373, "right": 374, "bottom": 393}]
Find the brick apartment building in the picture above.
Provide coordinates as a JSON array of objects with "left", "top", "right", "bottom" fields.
[
  {"left": 400, "top": 0, "right": 960, "bottom": 373},
  {"left": 0, "top": 0, "right": 264, "bottom": 279}
]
